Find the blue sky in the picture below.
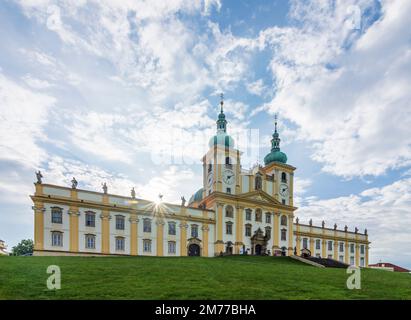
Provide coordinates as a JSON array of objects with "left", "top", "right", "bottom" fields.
[{"left": 0, "top": 0, "right": 411, "bottom": 268}]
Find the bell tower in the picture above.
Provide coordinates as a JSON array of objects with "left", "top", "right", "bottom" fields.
[{"left": 202, "top": 94, "right": 241, "bottom": 202}]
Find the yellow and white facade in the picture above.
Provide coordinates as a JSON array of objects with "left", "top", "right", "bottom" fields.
[{"left": 30, "top": 99, "right": 370, "bottom": 266}]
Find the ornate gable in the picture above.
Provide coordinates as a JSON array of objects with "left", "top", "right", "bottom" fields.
[{"left": 238, "top": 190, "right": 282, "bottom": 206}]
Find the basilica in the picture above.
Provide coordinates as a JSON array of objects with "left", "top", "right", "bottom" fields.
[{"left": 30, "top": 98, "right": 370, "bottom": 267}]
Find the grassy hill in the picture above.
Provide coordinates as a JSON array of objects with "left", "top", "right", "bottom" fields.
[{"left": 0, "top": 255, "right": 410, "bottom": 300}]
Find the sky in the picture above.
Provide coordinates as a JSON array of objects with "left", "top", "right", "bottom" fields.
[{"left": 0, "top": 0, "right": 410, "bottom": 268}]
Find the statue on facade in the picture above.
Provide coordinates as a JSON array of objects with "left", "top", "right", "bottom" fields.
[
  {"left": 344, "top": 225, "right": 348, "bottom": 232},
  {"left": 35, "top": 170, "right": 43, "bottom": 184},
  {"left": 322, "top": 220, "right": 325, "bottom": 228},
  {"left": 309, "top": 219, "right": 312, "bottom": 226},
  {"left": 102, "top": 182, "right": 108, "bottom": 194},
  {"left": 364, "top": 228, "right": 367, "bottom": 235},
  {"left": 131, "top": 187, "right": 136, "bottom": 199},
  {"left": 334, "top": 223, "right": 337, "bottom": 230},
  {"left": 255, "top": 174, "right": 262, "bottom": 190},
  {"left": 181, "top": 196, "right": 186, "bottom": 207},
  {"left": 355, "top": 227, "right": 358, "bottom": 234},
  {"left": 71, "top": 177, "right": 78, "bottom": 189},
  {"left": 296, "top": 217, "right": 299, "bottom": 224}
]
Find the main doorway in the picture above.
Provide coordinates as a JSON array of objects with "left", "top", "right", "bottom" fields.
[
  {"left": 188, "top": 244, "right": 200, "bottom": 256},
  {"left": 255, "top": 244, "right": 262, "bottom": 255}
]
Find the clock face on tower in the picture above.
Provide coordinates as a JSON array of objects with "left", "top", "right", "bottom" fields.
[
  {"left": 279, "top": 183, "right": 289, "bottom": 197},
  {"left": 223, "top": 169, "right": 235, "bottom": 185},
  {"left": 207, "top": 173, "right": 213, "bottom": 187}
]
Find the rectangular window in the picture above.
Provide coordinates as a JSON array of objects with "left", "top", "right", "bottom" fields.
[
  {"left": 328, "top": 241, "right": 333, "bottom": 251},
  {"left": 281, "top": 229, "right": 286, "bottom": 241},
  {"left": 85, "top": 213, "right": 95, "bottom": 227},
  {"left": 360, "top": 245, "right": 365, "bottom": 254},
  {"left": 85, "top": 234, "right": 95, "bottom": 249},
  {"left": 360, "top": 257, "right": 365, "bottom": 267},
  {"left": 339, "top": 242, "right": 344, "bottom": 252},
  {"left": 245, "top": 209, "right": 252, "bottom": 221},
  {"left": 316, "top": 239, "right": 321, "bottom": 250},
  {"left": 143, "top": 219, "right": 151, "bottom": 233},
  {"left": 265, "top": 213, "right": 271, "bottom": 224},
  {"left": 350, "top": 243, "right": 355, "bottom": 253},
  {"left": 115, "top": 237, "right": 125, "bottom": 251},
  {"left": 143, "top": 240, "right": 151, "bottom": 253},
  {"left": 116, "top": 216, "right": 125, "bottom": 230},
  {"left": 303, "top": 238, "right": 308, "bottom": 249},
  {"left": 51, "top": 232, "right": 63, "bottom": 247},
  {"left": 51, "top": 208, "right": 62, "bottom": 224},
  {"left": 339, "top": 255, "right": 344, "bottom": 262},
  {"left": 245, "top": 225, "right": 251, "bottom": 237},
  {"left": 350, "top": 256, "right": 355, "bottom": 266},
  {"left": 226, "top": 223, "right": 232, "bottom": 235},
  {"left": 168, "top": 222, "right": 176, "bottom": 235},
  {"left": 191, "top": 225, "right": 198, "bottom": 238},
  {"left": 168, "top": 241, "right": 176, "bottom": 254}
]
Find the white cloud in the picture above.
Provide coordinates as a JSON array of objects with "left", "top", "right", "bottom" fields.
[
  {"left": 298, "top": 177, "right": 411, "bottom": 267},
  {"left": 246, "top": 79, "right": 266, "bottom": 96},
  {"left": 0, "top": 73, "right": 55, "bottom": 168},
  {"left": 259, "top": 0, "right": 411, "bottom": 178},
  {"left": 22, "top": 74, "right": 53, "bottom": 89}
]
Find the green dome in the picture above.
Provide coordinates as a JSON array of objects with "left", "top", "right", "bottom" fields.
[
  {"left": 264, "top": 150, "right": 287, "bottom": 165},
  {"left": 189, "top": 188, "right": 203, "bottom": 204},
  {"left": 264, "top": 115, "right": 288, "bottom": 166},
  {"left": 209, "top": 133, "right": 235, "bottom": 148}
]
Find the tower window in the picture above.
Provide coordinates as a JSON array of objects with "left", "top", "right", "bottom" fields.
[
  {"left": 226, "top": 187, "right": 231, "bottom": 194},
  {"left": 282, "top": 199, "right": 286, "bottom": 205},
  {"left": 281, "top": 172, "right": 287, "bottom": 183}
]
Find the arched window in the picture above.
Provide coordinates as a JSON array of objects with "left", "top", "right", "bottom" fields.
[
  {"left": 280, "top": 215, "right": 287, "bottom": 226},
  {"left": 225, "top": 205, "right": 234, "bottom": 218},
  {"left": 51, "top": 207, "right": 63, "bottom": 224},
  {"left": 225, "top": 157, "right": 231, "bottom": 165},
  {"left": 143, "top": 218, "right": 151, "bottom": 233},
  {"left": 85, "top": 211, "right": 95, "bottom": 227},
  {"left": 255, "top": 209, "right": 262, "bottom": 222},
  {"left": 281, "top": 172, "right": 287, "bottom": 183}
]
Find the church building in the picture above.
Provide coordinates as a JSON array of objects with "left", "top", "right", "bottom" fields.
[{"left": 30, "top": 98, "right": 370, "bottom": 267}]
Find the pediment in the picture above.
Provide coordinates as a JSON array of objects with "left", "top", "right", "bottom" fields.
[{"left": 238, "top": 190, "right": 282, "bottom": 206}]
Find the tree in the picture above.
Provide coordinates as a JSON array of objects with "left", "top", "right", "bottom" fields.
[{"left": 11, "top": 239, "right": 33, "bottom": 256}]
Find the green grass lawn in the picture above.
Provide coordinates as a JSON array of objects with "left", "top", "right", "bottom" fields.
[{"left": 0, "top": 255, "right": 410, "bottom": 300}]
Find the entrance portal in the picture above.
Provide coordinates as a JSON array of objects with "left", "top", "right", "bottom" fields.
[
  {"left": 188, "top": 244, "right": 200, "bottom": 256},
  {"left": 255, "top": 244, "right": 262, "bottom": 255}
]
